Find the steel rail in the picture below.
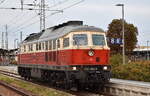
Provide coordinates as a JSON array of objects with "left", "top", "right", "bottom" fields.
[
  {"left": 103, "top": 79, "right": 150, "bottom": 96},
  {"left": 1, "top": 68, "right": 150, "bottom": 96},
  {"left": 0, "top": 70, "right": 37, "bottom": 96},
  {"left": 0, "top": 80, "right": 35, "bottom": 96},
  {"left": 0, "top": 69, "right": 111, "bottom": 96}
]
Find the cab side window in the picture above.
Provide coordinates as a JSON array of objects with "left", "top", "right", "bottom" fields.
[{"left": 63, "top": 38, "right": 69, "bottom": 47}]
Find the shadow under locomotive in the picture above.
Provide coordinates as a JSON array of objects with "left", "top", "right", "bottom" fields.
[{"left": 18, "top": 65, "right": 111, "bottom": 90}]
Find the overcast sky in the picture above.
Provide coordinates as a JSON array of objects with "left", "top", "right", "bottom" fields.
[{"left": 0, "top": 0, "right": 150, "bottom": 49}]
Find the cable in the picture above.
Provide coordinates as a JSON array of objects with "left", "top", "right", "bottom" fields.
[
  {"left": 47, "top": 0, "right": 69, "bottom": 9},
  {"left": 7, "top": 11, "right": 32, "bottom": 26},
  {"left": 8, "top": 13, "right": 39, "bottom": 31},
  {"left": 61, "top": 0, "right": 84, "bottom": 10},
  {"left": 7, "top": 0, "right": 84, "bottom": 49},
  {"left": 6, "top": 0, "right": 68, "bottom": 32},
  {"left": 0, "top": 0, "right": 6, "bottom": 5},
  {"left": 5, "top": 0, "right": 39, "bottom": 29},
  {"left": 10, "top": 11, "right": 59, "bottom": 34},
  {"left": 7, "top": 0, "right": 69, "bottom": 33},
  {"left": 10, "top": 0, "right": 84, "bottom": 34}
]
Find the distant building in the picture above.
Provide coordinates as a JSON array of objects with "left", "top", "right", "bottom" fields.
[
  {"left": 9, "top": 49, "right": 18, "bottom": 64},
  {"left": 132, "top": 46, "right": 150, "bottom": 61},
  {"left": 0, "top": 48, "right": 18, "bottom": 65},
  {"left": 0, "top": 49, "right": 9, "bottom": 65}
]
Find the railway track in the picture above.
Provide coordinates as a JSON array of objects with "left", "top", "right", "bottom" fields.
[
  {"left": 0, "top": 70, "right": 38, "bottom": 96},
  {"left": 103, "top": 79, "right": 150, "bottom": 96},
  {"left": 0, "top": 69, "right": 112, "bottom": 96},
  {"left": 0, "top": 80, "right": 37, "bottom": 96},
  {"left": 0, "top": 67, "right": 150, "bottom": 96}
]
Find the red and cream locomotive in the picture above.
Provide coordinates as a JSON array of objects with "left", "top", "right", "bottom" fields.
[{"left": 18, "top": 21, "right": 111, "bottom": 89}]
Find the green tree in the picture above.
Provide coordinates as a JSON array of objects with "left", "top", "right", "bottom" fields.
[{"left": 107, "top": 19, "right": 138, "bottom": 54}]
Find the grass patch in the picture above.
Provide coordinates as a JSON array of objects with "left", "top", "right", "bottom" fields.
[
  {"left": 110, "top": 54, "right": 150, "bottom": 82},
  {"left": 0, "top": 75, "right": 72, "bottom": 96}
]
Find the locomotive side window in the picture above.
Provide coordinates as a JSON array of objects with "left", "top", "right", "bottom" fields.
[
  {"left": 27, "top": 45, "right": 29, "bottom": 52},
  {"left": 92, "top": 34, "right": 105, "bottom": 46},
  {"left": 36, "top": 43, "right": 38, "bottom": 51},
  {"left": 45, "top": 41, "right": 48, "bottom": 50},
  {"left": 49, "top": 40, "right": 52, "bottom": 50},
  {"left": 53, "top": 39, "right": 56, "bottom": 49},
  {"left": 73, "top": 34, "right": 88, "bottom": 45},
  {"left": 42, "top": 42, "right": 45, "bottom": 50},
  {"left": 63, "top": 38, "right": 69, "bottom": 47},
  {"left": 31, "top": 44, "right": 33, "bottom": 51},
  {"left": 39, "top": 43, "right": 41, "bottom": 50},
  {"left": 28, "top": 45, "right": 30, "bottom": 51},
  {"left": 21, "top": 46, "right": 23, "bottom": 53},
  {"left": 28, "top": 44, "right": 33, "bottom": 51},
  {"left": 57, "top": 39, "right": 60, "bottom": 48},
  {"left": 24, "top": 45, "right": 26, "bottom": 52}
]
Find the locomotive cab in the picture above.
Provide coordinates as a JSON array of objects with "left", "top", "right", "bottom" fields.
[
  {"left": 61, "top": 31, "right": 110, "bottom": 67},
  {"left": 60, "top": 31, "right": 111, "bottom": 88}
]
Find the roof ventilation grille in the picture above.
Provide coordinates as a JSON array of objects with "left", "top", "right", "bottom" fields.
[{"left": 53, "top": 21, "right": 83, "bottom": 30}]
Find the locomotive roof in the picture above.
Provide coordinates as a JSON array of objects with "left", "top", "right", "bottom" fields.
[{"left": 23, "top": 21, "right": 105, "bottom": 44}]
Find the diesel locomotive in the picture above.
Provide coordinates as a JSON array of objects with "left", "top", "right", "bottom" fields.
[{"left": 18, "top": 21, "right": 111, "bottom": 89}]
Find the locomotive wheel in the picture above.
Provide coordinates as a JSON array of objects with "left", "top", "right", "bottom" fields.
[
  {"left": 92, "top": 84, "right": 100, "bottom": 91},
  {"left": 76, "top": 81, "right": 84, "bottom": 91},
  {"left": 62, "top": 74, "right": 71, "bottom": 90},
  {"left": 24, "top": 76, "right": 27, "bottom": 80},
  {"left": 64, "top": 80, "right": 71, "bottom": 90},
  {"left": 50, "top": 72, "right": 56, "bottom": 87}
]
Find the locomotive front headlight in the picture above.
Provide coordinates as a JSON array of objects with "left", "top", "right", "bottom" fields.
[
  {"left": 103, "top": 66, "right": 108, "bottom": 70},
  {"left": 72, "top": 67, "right": 77, "bottom": 70},
  {"left": 88, "top": 50, "right": 94, "bottom": 56}
]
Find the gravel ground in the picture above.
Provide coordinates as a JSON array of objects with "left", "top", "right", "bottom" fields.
[{"left": 0, "top": 66, "right": 18, "bottom": 73}]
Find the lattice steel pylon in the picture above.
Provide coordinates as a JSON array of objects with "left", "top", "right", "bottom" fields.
[
  {"left": 40, "top": 0, "right": 46, "bottom": 31},
  {"left": 5, "top": 25, "right": 8, "bottom": 50},
  {"left": 1, "top": 32, "right": 4, "bottom": 49}
]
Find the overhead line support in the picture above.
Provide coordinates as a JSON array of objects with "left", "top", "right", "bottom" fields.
[
  {"left": 40, "top": 0, "right": 46, "bottom": 31},
  {"left": 5, "top": 25, "right": 8, "bottom": 50}
]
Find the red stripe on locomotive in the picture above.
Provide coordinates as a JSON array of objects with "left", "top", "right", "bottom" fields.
[{"left": 18, "top": 49, "right": 109, "bottom": 66}]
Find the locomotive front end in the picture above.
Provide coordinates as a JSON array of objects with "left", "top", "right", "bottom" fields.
[{"left": 68, "top": 31, "right": 111, "bottom": 89}]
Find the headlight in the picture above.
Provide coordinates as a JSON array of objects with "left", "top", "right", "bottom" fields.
[
  {"left": 88, "top": 50, "right": 94, "bottom": 56},
  {"left": 103, "top": 66, "right": 108, "bottom": 70},
  {"left": 72, "top": 67, "right": 77, "bottom": 70}
]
